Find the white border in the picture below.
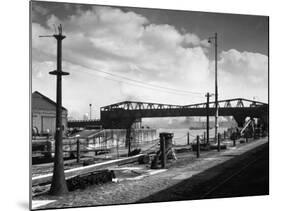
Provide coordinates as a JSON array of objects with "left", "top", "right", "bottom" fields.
[{"left": 1, "top": 0, "right": 279, "bottom": 211}]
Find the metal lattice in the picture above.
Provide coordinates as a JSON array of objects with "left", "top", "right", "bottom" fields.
[{"left": 101, "top": 98, "right": 267, "bottom": 111}]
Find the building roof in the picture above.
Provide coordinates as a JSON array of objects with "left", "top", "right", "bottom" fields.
[{"left": 32, "top": 91, "right": 67, "bottom": 111}]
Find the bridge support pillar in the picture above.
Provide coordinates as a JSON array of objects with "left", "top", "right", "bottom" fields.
[
  {"left": 260, "top": 114, "right": 269, "bottom": 134},
  {"left": 233, "top": 114, "right": 247, "bottom": 128},
  {"left": 125, "top": 119, "right": 136, "bottom": 156}
]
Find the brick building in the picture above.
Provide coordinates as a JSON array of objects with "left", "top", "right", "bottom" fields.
[{"left": 32, "top": 91, "right": 68, "bottom": 136}]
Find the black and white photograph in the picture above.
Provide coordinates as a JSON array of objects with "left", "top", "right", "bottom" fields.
[{"left": 30, "top": 0, "right": 269, "bottom": 210}]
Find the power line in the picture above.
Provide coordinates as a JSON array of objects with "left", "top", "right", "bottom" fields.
[
  {"left": 66, "top": 59, "right": 205, "bottom": 96},
  {"left": 77, "top": 68, "right": 205, "bottom": 98},
  {"left": 74, "top": 65, "right": 205, "bottom": 95},
  {"left": 91, "top": 68, "right": 204, "bottom": 95}
]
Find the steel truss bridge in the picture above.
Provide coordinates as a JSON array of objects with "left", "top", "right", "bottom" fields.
[{"left": 68, "top": 98, "right": 268, "bottom": 129}]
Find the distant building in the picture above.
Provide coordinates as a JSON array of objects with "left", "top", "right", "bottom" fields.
[{"left": 32, "top": 91, "right": 68, "bottom": 136}]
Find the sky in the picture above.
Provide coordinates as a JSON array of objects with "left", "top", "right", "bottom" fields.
[{"left": 31, "top": 1, "right": 269, "bottom": 120}]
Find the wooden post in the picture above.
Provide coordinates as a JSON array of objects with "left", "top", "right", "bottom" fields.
[
  {"left": 116, "top": 137, "right": 119, "bottom": 158},
  {"left": 233, "top": 138, "right": 236, "bottom": 147},
  {"left": 160, "top": 134, "right": 167, "bottom": 168},
  {"left": 203, "top": 132, "right": 206, "bottom": 143},
  {"left": 217, "top": 133, "right": 221, "bottom": 152},
  {"left": 126, "top": 127, "right": 132, "bottom": 156},
  {"left": 224, "top": 131, "right": 226, "bottom": 140},
  {"left": 187, "top": 132, "right": 190, "bottom": 145},
  {"left": 196, "top": 135, "right": 200, "bottom": 158},
  {"left": 259, "top": 125, "right": 261, "bottom": 138},
  {"left": 206, "top": 92, "right": 210, "bottom": 144},
  {"left": 76, "top": 139, "right": 80, "bottom": 163}
]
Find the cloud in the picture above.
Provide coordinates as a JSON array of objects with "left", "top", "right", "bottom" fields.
[
  {"left": 32, "top": 61, "right": 55, "bottom": 79},
  {"left": 218, "top": 49, "right": 268, "bottom": 85},
  {"left": 182, "top": 33, "right": 210, "bottom": 48},
  {"left": 215, "top": 49, "right": 268, "bottom": 101},
  {"left": 33, "top": 4, "right": 49, "bottom": 15},
  {"left": 32, "top": 6, "right": 211, "bottom": 90},
  {"left": 219, "top": 49, "right": 268, "bottom": 81},
  {"left": 31, "top": 5, "right": 268, "bottom": 119}
]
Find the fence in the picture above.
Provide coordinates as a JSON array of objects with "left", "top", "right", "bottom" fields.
[
  {"left": 32, "top": 125, "right": 265, "bottom": 165},
  {"left": 32, "top": 129, "right": 158, "bottom": 161}
]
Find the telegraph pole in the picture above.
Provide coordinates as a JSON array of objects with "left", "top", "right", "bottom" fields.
[
  {"left": 208, "top": 32, "right": 219, "bottom": 144},
  {"left": 205, "top": 93, "right": 210, "bottom": 143},
  {"left": 40, "top": 24, "right": 69, "bottom": 195},
  {"left": 214, "top": 32, "right": 218, "bottom": 144}
]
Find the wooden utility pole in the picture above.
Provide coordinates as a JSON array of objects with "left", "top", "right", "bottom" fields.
[
  {"left": 208, "top": 33, "right": 219, "bottom": 144},
  {"left": 41, "top": 25, "right": 69, "bottom": 195},
  {"left": 205, "top": 92, "right": 213, "bottom": 144},
  {"left": 206, "top": 93, "right": 210, "bottom": 144}
]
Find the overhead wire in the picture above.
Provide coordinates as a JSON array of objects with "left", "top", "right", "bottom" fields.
[
  {"left": 75, "top": 67, "right": 206, "bottom": 98},
  {"left": 87, "top": 67, "right": 204, "bottom": 95}
]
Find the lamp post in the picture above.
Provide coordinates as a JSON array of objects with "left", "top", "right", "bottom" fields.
[
  {"left": 89, "top": 103, "right": 92, "bottom": 120},
  {"left": 40, "top": 24, "right": 69, "bottom": 195},
  {"left": 208, "top": 32, "right": 219, "bottom": 144}
]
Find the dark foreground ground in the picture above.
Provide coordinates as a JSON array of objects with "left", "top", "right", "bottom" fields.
[
  {"left": 33, "top": 138, "right": 269, "bottom": 210},
  {"left": 138, "top": 142, "right": 269, "bottom": 203}
]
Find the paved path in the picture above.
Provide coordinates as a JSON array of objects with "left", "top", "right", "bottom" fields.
[
  {"left": 204, "top": 144, "right": 269, "bottom": 199},
  {"left": 138, "top": 140, "right": 269, "bottom": 202},
  {"left": 33, "top": 137, "right": 268, "bottom": 210}
]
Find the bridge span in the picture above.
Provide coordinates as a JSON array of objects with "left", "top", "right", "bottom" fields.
[
  {"left": 99, "top": 98, "right": 268, "bottom": 129},
  {"left": 68, "top": 98, "right": 268, "bottom": 130}
]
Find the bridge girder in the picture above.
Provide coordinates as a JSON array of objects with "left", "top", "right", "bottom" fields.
[
  {"left": 101, "top": 106, "right": 268, "bottom": 129},
  {"left": 69, "top": 98, "right": 268, "bottom": 129},
  {"left": 101, "top": 98, "right": 267, "bottom": 111}
]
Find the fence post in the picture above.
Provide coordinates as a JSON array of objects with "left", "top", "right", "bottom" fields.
[
  {"left": 160, "top": 135, "right": 166, "bottom": 168},
  {"left": 233, "top": 137, "right": 236, "bottom": 147},
  {"left": 224, "top": 131, "right": 226, "bottom": 140},
  {"left": 218, "top": 133, "right": 221, "bottom": 152},
  {"left": 197, "top": 135, "right": 200, "bottom": 158},
  {"left": 187, "top": 132, "right": 190, "bottom": 145},
  {"left": 116, "top": 137, "right": 119, "bottom": 158},
  {"left": 76, "top": 139, "right": 80, "bottom": 163},
  {"left": 126, "top": 127, "right": 131, "bottom": 156},
  {"left": 46, "top": 136, "right": 52, "bottom": 159},
  {"left": 259, "top": 126, "right": 263, "bottom": 138},
  {"left": 203, "top": 132, "right": 206, "bottom": 143}
]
